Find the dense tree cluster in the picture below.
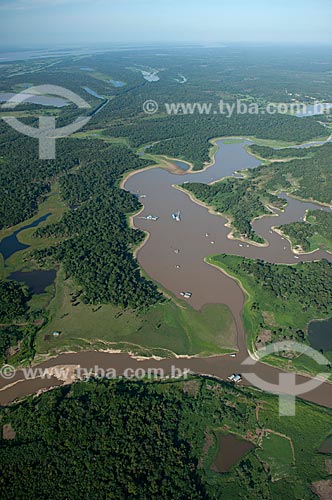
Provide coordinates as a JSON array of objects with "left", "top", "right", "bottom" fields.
[
  {"left": 183, "top": 179, "right": 285, "bottom": 243},
  {"left": 248, "top": 144, "right": 310, "bottom": 159},
  {"left": 279, "top": 210, "right": 332, "bottom": 252},
  {"left": 106, "top": 113, "right": 325, "bottom": 170},
  {"left": 0, "top": 280, "right": 30, "bottom": 323},
  {"left": 0, "top": 121, "right": 114, "bottom": 229},
  {"left": 0, "top": 376, "right": 331, "bottom": 499},
  {"left": 213, "top": 255, "right": 332, "bottom": 317},
  {"left": 0, "top": 380, "right": 208, "bottom": 500},
  {"left": 0, "top": 281, "right": 33, "bottom": 362},
  {"left": 0, "top": 326, "right": 22, "bottom": 362},
  {"left": 279, "top": 221, "right": 315, "bottom": 252},
  {"left": 248, "top": 143, "right": 332, "bottom": 204},
  {"left": 0, "top": 122, "right": 73, "bottom": 228},
  {"left": 33, "top": 145, "right": 161, "bottom": 309}
]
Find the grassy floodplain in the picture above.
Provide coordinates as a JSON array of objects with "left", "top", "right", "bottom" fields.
[
  {"left": 35, "top": 266, "right": 237, "bottom": 359},
  {"left": 0, "top": 190, "right": 237, "bottom": 361},
  {"left": 207, "top": 254, "right": 332, "bottom": 376}
]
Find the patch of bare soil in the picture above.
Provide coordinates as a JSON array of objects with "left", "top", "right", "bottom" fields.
[
  {"left": 262, "top": 311, "right": 277, "bottom": 327},
  {"left": 312, "top": 480, "right": 332, "bottom": 500},
  {"left": 183, "top": 380, "right": 200, "bottom": 396},
  {"left": 256, "top": 329, "right": 272, "bottom": 348},
  {"left": 3, "top": 423, "right": 15, "bottom": 440},
  {"left": 325, "top": 459, "right": 332, "bottom": 475},
  {"left": 198, "top": 427, "right": 214, "bottom": 468}
]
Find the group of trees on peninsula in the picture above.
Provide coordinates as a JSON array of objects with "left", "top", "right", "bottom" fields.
[{"left": 33, "top": 144, "right": 162, "bottom": 310}]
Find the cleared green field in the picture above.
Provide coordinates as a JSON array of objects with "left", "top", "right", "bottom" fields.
[
  {"left": 256, "top": 433, "right": 295, "bottom": 481},
  {"left": 207, "top": 254, "right": 332, "bottom": 376},
  {"left": 35, "top": 268, "right": 237, "bottom": 358}
]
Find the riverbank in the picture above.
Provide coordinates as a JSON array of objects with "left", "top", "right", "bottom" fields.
[
  {"left": 34, "top": 266, "right": 237, "bottom": 360},
  {"left": 273, "top": 219, "right": 332, "bottom": 257},
  {"left": 174, "top": 184, "right": 269, "bottom": 248},
  {"left": 207, "top": 253, "right": 332, "bottom": 377},
  {"left": 272, "top": 227, "right": 320, "bottom": 256}
]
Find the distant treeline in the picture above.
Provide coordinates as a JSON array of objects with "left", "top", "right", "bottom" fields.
[{"left": 248, "top": 143, "right": 332, "bottom": 205}]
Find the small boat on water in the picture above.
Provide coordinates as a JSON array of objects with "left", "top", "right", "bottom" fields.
[
  {"left": 172, "top": 211, "right": 181, "bottom": 222},
  {"left": 145, "top": 215, "right": 159, "bottom": 221},
  {"left": 180, "top": 291, "right": 192, "bottom": 299}
]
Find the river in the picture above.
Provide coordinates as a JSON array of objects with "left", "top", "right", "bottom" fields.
[
  {"left": 125, "top": 140, "right": 331, "bottom": 312},
  {"left": 1, "top": 139, "right": 332, "bottom": 408}
]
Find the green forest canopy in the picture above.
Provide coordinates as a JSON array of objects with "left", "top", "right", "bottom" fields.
[{"left": 1, "top": 377, "right": 331, "bottom": 500}]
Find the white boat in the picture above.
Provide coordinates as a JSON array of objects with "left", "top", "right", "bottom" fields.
[
  {"left": 172, "top": 211, "right": 181, "bottom": 222},
  {"left": 228, "top": 373, "right": 242, "bottom": 383},
  {"left": 180, "top": 291, "right": 192, "bottom": 299}
]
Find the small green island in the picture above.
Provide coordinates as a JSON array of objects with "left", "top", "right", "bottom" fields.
[
  {"left": 277, "top": 210, "right": 332, "bottom": 254},
  {"left": 181, "top": 178, "right": 285, "bottom": 244}
]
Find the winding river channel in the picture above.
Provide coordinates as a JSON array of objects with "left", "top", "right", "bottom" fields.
[{"left": 1, "top": 139, "right": 332, "bottom": 408}]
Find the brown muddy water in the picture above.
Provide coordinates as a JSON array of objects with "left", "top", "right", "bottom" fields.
[
  {"left": 125, "top": 140, "right": 331, "bottom": 313},
  {"left": 2, "top": 349, "right": 332, "bottom": 406},
  {"left": 1, "top": 140, "right": 332, "bottom": 407},
  {"left": 212, "top": 433, "right": 254, "bottom": 473}
]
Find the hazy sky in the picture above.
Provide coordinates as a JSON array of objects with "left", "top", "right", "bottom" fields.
[{"left": 0, "top": 0, "right": 331, "bottom": 47}]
